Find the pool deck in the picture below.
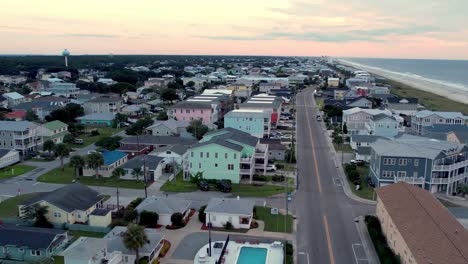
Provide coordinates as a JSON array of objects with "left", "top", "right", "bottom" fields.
[{"left": 194, "top": 241, "right": 284, "bottom": 264}]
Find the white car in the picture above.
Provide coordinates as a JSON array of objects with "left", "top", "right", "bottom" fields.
[
  {"left": 266, "top": 164, "right": 277, "bottom": 171},
  {"left": 87, "top": 150, "right": 98, "bottom": 155},
  {"left": 280, "top": 135, "right": 292, "bottom": 140}
]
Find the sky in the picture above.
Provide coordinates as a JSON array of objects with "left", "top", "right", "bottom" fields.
[{"left": 1, "top": 0, "right": 468, "bottom": 59}]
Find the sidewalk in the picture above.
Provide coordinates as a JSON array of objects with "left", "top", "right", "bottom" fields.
[
  {"left": 435, "top": 193, "right": 468, "bottom": 208},
  {"left": 356, "top": 216, "right": 380, "bottom": 264}
]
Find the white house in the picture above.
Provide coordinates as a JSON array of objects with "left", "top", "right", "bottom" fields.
[
  {"left": 151, "top": 144, "right": 189, "bottom": 167},
  {"left": 0, "top": 149, "right": 20, "bottom": 169},
  {"left": 342, "top": 107, "right": 393, "bottom": 135},
  {"left": 327, "top": 77, "right": 339, "bottom": 87},
  {"left": 205, "top": 198, "right": 255, "bottom": 229},
  {"left": 135, "top": 196, "right": 192, "bottom": 226},
  {"left": 120, "top": 155, "right": 163, "bottom": 182},
  {"left": 3, "top": 92, "right": 25, "bottom": 108}
]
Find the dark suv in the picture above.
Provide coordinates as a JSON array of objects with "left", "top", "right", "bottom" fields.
[
  {"left": 216, "top": 180, "right": 232, "bottom": 193},
  {"left": 198, "top": 180, "right": 210, "bottom": 191}
]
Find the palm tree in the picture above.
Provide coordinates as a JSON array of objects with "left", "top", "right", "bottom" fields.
[
  {"left": 122, "top": 223, "right": 149, "bottom": 264},
  {"left": 132, "top": 167, "right": 143, "bottom": 181},
  {"left": 54, "top": 143, "right": 70, "bottom": 171},
  {"left": 112, "top": 167, "right": 126, "bottom": 211},
  {"left": 70, "top": 155, "right": 85, "bottom": 178},
  {"left": 86, "top": 152, "right": 104, "bottom": 179},
  {"left": 43, "top": 139, "right": 55, "bottom": 156}
]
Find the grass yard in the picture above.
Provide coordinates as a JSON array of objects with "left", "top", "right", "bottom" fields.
[
  {"left": 69, "top": 127, "right": 124, "bottom": 148},
  {"left": 255, "top": 206, "right": 293, "bottom": 233},
  {"left": 0, "top": 193, "right": 39, "bottom": 218},
  {"left": 37, "top": 164, "right": 145, "bottom": 189},
  {"left": 333, "top": 143, "right": 353, "bottom": 153},
  {"left": 388, "top": 80, "right": 468, "bottom": 114},
  {"left": 0, "top": 164, "right": 36, "bottom": 179},
  {"left": 349, "top": 165, "right": 375, "bottom": 200},
  {"left": 160, "top": 173, "right": 198, "bottom": 192},
  {"left": 275, "top": 161, "right": 296, "bottom": 172},
  {"left": 315, "top": 97, "right": 324, "bottom": 110},
  {"left": 69, "top": 230, "right": 107, "bottom": 238}
]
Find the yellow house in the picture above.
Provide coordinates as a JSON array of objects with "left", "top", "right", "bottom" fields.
[{"left": 19, "top": 183, "right": 111, "bottom": 227}]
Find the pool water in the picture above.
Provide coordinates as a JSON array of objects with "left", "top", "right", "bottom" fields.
[{"left": 237, "top": 247, "right": 268, "bottom": 264}]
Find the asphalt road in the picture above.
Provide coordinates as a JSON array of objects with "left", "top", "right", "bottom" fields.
[{"left": 294, "top": 88, "right": 375, "bottom": 264}]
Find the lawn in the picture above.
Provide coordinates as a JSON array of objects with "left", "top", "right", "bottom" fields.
[
  {"left": 255, "top": 206, "right": 293, "bottom": 233},
  {"left": 388, "top": 80, "right": 468, "bottom": 114},
  {"left": 275, "top": 161, "right": 296, "bottom": 172},
  {"left": 160, "top": 173, "right": 198, "bottom": 192},
  {"left": 69, "top": 230, "right": 107, "bottom": 238},
  {"left": 37, "top": 164, "right": 145, "bottom": 189},
  {"left": 333, "top": 143, "right": 353, "bottom": 153},
  {"left": 0, "top": 193, "right": 39, "bottom": 218},
  {"left": 0, "top": 164, "right": 36, "bottom": 179},
  {"left": 348, "top": 165, "right": 375, "bottom": 200},
  {"left": 68, "top": 127, "right": 124, "bottom": 148}
]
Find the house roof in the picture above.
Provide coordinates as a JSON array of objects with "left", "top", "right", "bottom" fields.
[
  {"left": 204, "top": 127, "right": 258, "bottom": 147},
  {"left": 0, "top": 121, "right": 35, "bottom": 131},
  {"left": 147, "top": 119, "right": 190, "bottom": 131},
  {"left": 171, "top": 100, "right": 213, "bottom": 109},
  {"left": 376, "top": 182, "right": 468, "bottom": 264},
  {"left": 43, "top": 120, "right": 67, "bottom": 131},
  {"left": 121, "top": 135, "right": 197, "bottom": 146},
  {"left": 101, "top": 150, "right": 127, "bottom": 165},
  {"left": 0, "top": 224, "right": 66, "bottom": 250},
  {"left": 343, "top": 107, "right": 392, "bottom": 116},
  {"left": 104, "top": 226, "right": 164, "bottom": 256},
  {"left": 135, "top": 196, "right": 192, "bottom": 215},
  {"left": 205, "top": 198, "right": 255, "bottom": 215},
  {"left": 3, "top": 92, "right": 24, "bottom": 100},
  {"left": 351, "top": 134, "right": 387, "bottom": 143},
  {"left": 76, "top": 113, "right": 116, "bottom": 121},
  {"left": 424, "top": 124, "right": 468, "bottom": 134},
  {"left": 4, "top": 110, "right": 26, "bottom": 119},
  {"left": 61, "top": 237, "right": 107, "bottom": 260},
  {"left": 372, "top": 113, "right": 396, "bottom": 122},
  {"left": 14, "top": 101, "right": 64, "bottom": 112},
  {"left": 121, "top": 155, "right": 163, "bottom": 170},
  {"left": 194, "top": 136, "right": 244, "bottom": 152},
  {"left": 357, "top": 146, "right": 371, "bottom": 155},
  {"left": 386, "top": 97, "right": 418, "bottom": 104},
  {"left": 450, "top": 131, "right": 468, "bottom": 143},
  {"left": 21, "top": 183, "right": 103, "bottom": 212},
  {"left": 0, "top": 149, "right": 16, "bottom": 158},
  {"left": 86, "top": 96, "right": 122, "bottom": 103},
  {"left": 415, "top": 110, "right": 466, "bottom": 119}
]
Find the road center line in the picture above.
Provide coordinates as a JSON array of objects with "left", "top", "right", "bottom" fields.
[{"left": 323, "top": 214, "right": 336, "bottom": 264}]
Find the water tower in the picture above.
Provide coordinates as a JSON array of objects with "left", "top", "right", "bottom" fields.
[{"left": 62, "top": 49, "right": 70, "bottom": 67}]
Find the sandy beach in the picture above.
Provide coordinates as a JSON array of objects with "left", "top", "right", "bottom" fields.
[{"left": 338, "top": 59, "right": 468, "bottom": 105}]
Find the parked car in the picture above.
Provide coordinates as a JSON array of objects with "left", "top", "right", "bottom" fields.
[
  {"left": 316, "top": 115, "right": 322, "bottom": 121},
  {"left": 87, "top": 150, "right": 98, "bottom": 155},
  {"left": 266, "top": 164, "right": 277, "bottom": 171},
  {"left": 280, "top": 116, "right": 290, "bottom": 120},
  {"left": 198, "top": 180, "right": 210, "bottom": 191},
  {"left": 350, "top": 159, "right": 365, "bottom": 165},
  {"left": 216, "top": 180, "right": 232, "bottom": 193},
  {"left": 280, "top": 135, "right": 292, "bottom": 140},
  {"left": 119, "top": 122, "right": 129, "bottom": 128},
  {"left": 74, "top": 138, "right": 84, "bottom": 145}
]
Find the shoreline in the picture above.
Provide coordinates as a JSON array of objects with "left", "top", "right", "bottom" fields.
[{"left": 338, "top": 59, "right": 468, "bottom": 106}]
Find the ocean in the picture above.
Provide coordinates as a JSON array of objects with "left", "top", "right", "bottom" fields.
[{"left": 342, "top": 58, "right": 468, "bottom": 91}]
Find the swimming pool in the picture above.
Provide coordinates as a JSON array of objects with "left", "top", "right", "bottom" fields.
[{"left": 237, "top": 247, "right": 268, "bottom": 264}]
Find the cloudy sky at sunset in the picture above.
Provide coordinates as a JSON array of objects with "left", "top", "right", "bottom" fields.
[{"left": 1, "top": 0, "right": 467, "bottom": 59}]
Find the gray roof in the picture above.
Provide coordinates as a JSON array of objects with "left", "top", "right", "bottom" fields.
[
  {"left": 0, "top": 120, "right": 35, "bottom": 131},
  {"left": 121, "top": 155, "right": 163, "bottom": 170},
  {"left": 205, "top": 198, "right": 255, "bottom": 215},
  {"left": 121, "top": 135, "right": 197, "bottom": 146},
  {"left": 194, "top": 136, "right": 244, "bottom": 152},
  {"left": 135, "top": 196, "right": 192, "bottom": 215},
  {"left": 76, "top": 113, "right": 116, "bottom": 121},
  {"left": 61, "top": 237, "right": 107, "bottom": 260},
  {"left": 104, "top": 226, "right": 164, "bottom": 255},
  {"left": 386, "top": 97, "right": 418, "bottom": 104},
  {"left": 0, "top": 224, "right": 66, "bottom": 249},
  {"left": 204, "top": 127, "right": 258, "bottom": 147},
  {"left": 351, "top": 134, "right": 387, "bottom": 143},
  {"left": 22, "top": 183, "right": 103, "bottom": 212},
  {"left": 0, "top": 149, "right": 15, "bottom": 158},
  {"left": 147, "top": 119, "right": 190, "bottom": 131},
  {"left": 357, "top": 146, "right": 372, "bottom": 155},
  {"left": 171, "top": 101, "right": 213, "bottom": 109},
  {"left": 372, "top": 113, "right": 396, "bottom": 122},
  {"left": 415, "top": 110, "right": 465, "bottom": 119},
  {"left": 424, "top": 124, "right": 468, "bottom": 134},
  {"left": 86, "top": 96, "right": 122, "bottom": 103},
  {"left": 14, "top": 101, "right": 64, "bottom": 112},
  {"left": 167, "top": 144, "right": 189, "bottom": 155}
]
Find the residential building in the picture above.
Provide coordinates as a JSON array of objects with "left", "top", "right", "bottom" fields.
[
  {"left": 365, "top": 114, "right": 399, "bottom": 138},
  {"left": 368, "top": 135, "right": 468, "bottom": 194},
  {"left": 226, "top": 83, "right": 251, "bottom": 97},
  {"left": 224, "top": 109, "right": 271, "bottom": 138},
  {"left": 40, "top": 120, "right": 69, "bottom": 144},
  {"left": 14, "top": 100, "right": 65, "bottom": 120},
  {"left": 0, "top": 121, "right": 41, "bottom": 154},
  {"left": 3, "top": 110, "right": 26, "bottom": 121},
  {"left": 0, "top": 225, "right": 69, "bottom": 263},
  {"left": 411, "top": 110, "right": 466, "bottom": 135},
  {"left": 260, "top": 138, "right": 287, "bottom": 161},
  {"left": 350, "top": 135, "right": 387, "bottom": 151},
  {"left": 42, "top": 78, "right": 80, "bottom": 97},
  {"left": 386, "top": 97, "right": 419, "bottom": 115},
  {"left": 146, "top": 119, "right": 192, "bottom": 138},
  {"left": 97, "top": 78, "right": 117, "bottom": 85},
  {"left": 3, "top": 92, "right": 25, "bottom": 107},
  {"left": 135, "top": 196, "right": 192, "bottom": 226},
  {"left": 342, "top": 107, "right": 393, "bottom": 135},
  {"left": 76, "top": 113, "right": 115, "bottom": 127},
  {"left": 184, "top": 128, "right": 268, "bottom": 183},
  {"left": 104, "top": 226, "right": 165, "bottom": 264},
  {"left": 83, "top": 150, "right": 128, "bottom": 178},
  {"left": 346, "top": 97, "right": 372, "bottom": 109},
  {"left": 288, "top": 74, "right": 308, "bottom": 86},
  {"left": 368, "top": 86, "right": 389, "bottom": 95},
  {"left": 421, "top": 124, "right": 468, "bottom": 141},
  {"left": 376, "top": 182, "right": 468, "bottom": 264},
  {"left": 0, "top": 149, "right": 20, "bottom": 169},
  {"left": 151, "top": 144, "right": 189, "bottom": 167},
  {"left": 83, "top": 96, "right": 123, "bottom": 115},
  {"left": 119, "top": 136, "right": 196, "bottom": 157},
  {"left": 168, "top": 100, "right": 219, "bottom": 127},
  {"left": 327, "top": 77, "right": 339, "bottom": 87},
  {"left": 239, "top": 95, "right": 282, "bottom": 127},
  {"left": 121, "top": 155, "right": 164, "bottom": 182},
  {"left": 448, "top": 130, "right": 468, "bottom": 144},
  {"left": 258, "top": 82, "right": 284, "bottom": 94},
  {"left": 205, "top": 198, "right": 255, "bottom": 229},
  {"left": 19, "top": 183, "right": 110, "bottom": 226},
  {"left": 62, "top": 237, "right": 117, "bottom": 264}
]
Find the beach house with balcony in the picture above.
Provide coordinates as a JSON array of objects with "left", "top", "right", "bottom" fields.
[
  {"left": 410, "top": 110, "right": 466, "bottom": 135},
  {"left": 365, "top": 114, "right": 399, "bottom": 138},
  {"left": 0, "top": 121, "right": 41, "bottom": 155},
  {"left": 342, "top": 107, "right": 393, "bottom": 135},
  {"left": 40, "top": 120, "right": 69, "bottom": 144},
  {"left": 83, "top": 96, "right": 123, "bottom": 115},
  {"left": 224, "top": 109, "right": 271, "bottom": 138},
  {"left": 184, "top": 128, "right": 268, "bottom": 183},
  {"left": 239, "top": 95, "right": 282, "bottom": 128},
  {"left": 368, "top": 135, "right": 468, "bottom": 194},
  {"left": 3, "top": 92, "right": 25, "bottom": 108},
  {"left": 168, "top": 99, "right": 220, "bottom": 128}
]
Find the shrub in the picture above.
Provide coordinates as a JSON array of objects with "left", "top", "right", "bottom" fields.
[
  {"left": 171, "top": 212, "right": 184, "bottom": 227},
  {"left": 198, "top": 205, "right": 207, "bottom": 223},
  {"left": 272, "top": 175, "right": 285, "bottom": 182},
  {"left": 90, "top": 130, "right": 100, "bottom": 136},
  {"left": 253, "top": 175, "right": 268, "bottom": 181},
  {"left": 123, "top": 209, "right": 138, "bottom": 222},
  {"left": 345, "top": 164, "right": 357, "bottom": 173},
  {"left": 139, "top": 211, "right": 159, "bottom": 227},
  {"left": 286, "top": 242, "right": 293, "bottom": 255},
  {"left": 128, "top": 198, "right": 144, "bottom": 209},
  {"left": 348, "top": 170, "right": 361, "bottom": 185},
  {"left": 224, "top": 221, "right": 233, "bottom": 230},
  {"left": 365, "top": 215, "right": 401, "bottom": 264},
  {"left": 275, "top": 163, "right": 284, "bottom": 170}
]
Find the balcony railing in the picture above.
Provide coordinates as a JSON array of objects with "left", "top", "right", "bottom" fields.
[
  {"left": 432, "top": 174, "right": 467, "bottom": 184},
  {"left": 394, "top": 177, "right": 424, "bottom": 184},
  {"left": 240, "top": 157, "right": 253, "bottom": 164},
  {"left": 240, "top": 169, "right": 251, "bottom": 175},
  {"left": 433, "top": 160, "right": 468, "bottom": 171}
]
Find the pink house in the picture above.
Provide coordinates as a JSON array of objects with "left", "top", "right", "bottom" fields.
[{"left": 168, "top": 101, "right": 219, "bottom": 127}]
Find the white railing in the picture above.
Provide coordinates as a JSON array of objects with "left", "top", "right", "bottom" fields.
[
  {"left": 433, "top": 160, "right": 468, "bottom": 171},
  {"left": 432, "top": 174, "right": 467, "bottom": 184},
  {"left": 240, "top": 169, "right": 251, "bottom": 175},
  {"left": 394, "top": 177, "right": 424, "bottom": 184},
  {"left": 240, "top": 157, "right": 252, "bottom": 163}
]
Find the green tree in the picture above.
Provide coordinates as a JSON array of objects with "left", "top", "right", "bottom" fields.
[
  {"left": 343, "top": 122, "right": 348, "bottom": 135},
  {"left": 86, "top": 152, "right": 104, "bottom": 179},
  {"left": 95, "top": 136, "right": 122, "bottom": 151},
  {"left": 132, "top": 167, "right": 144, "bottom": 181},
  {"left": 112, "top": 113, "right": 128, "bottom": 128},
  {"left": 63, "top": 133, "right": 75, "bottom": 144},
  {"left": 156, "top": 111, "right": 168, "bottom": 120},
  {"left": 25, "top": 109, "right": 39, "bottom": 121},
  {"left": 70, "top": 155, "right": 85, "bottom": 178},
  {"left": 126, "top": 117, "right": 153, "bottom": 135},
  {"left": 54, "top": 143, "right": 70, "bottom": 171},
  {"left": 170, "top": 212, "right": 184, "bottom": 227},
  {"left": 186, "top": 119, "right": 208, "bottom": 140},
  {"left": 43, "top": 140, "right": 55, "bottom": 155},
  {"left": 21, "top": 204, "right": 53, "bottom": 228},
  {"left": 198, "top": 205, "right": 207, "bottom": 223},
  {"left": 122, "top": 223, "right": 150, "bottom": 264},
  {"left": 139, "top": 211, "right": 159, "bottom": 227},
  {"left": 109, "top": 82, "right": 136, "bottom": 95},
  {"left": 186, "top": 81, "right": 195, "bottom": 87},
  {"left": 160, "top": 88, "right": 179, "bottom": 103}
]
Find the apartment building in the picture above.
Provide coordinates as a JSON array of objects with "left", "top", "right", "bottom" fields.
[
  {"left": 411, "top": 110, "right": 466, "bottom": 135},
  {"left": 83, "top": 96, "right": 123, "bottom": 115},
  {"left": 3, "top": 92, "right": 24, "bottom": 108},
  {"left": 168, "top": 100, "right": 218, "bottom": 127},
  {"left": 239, "top": 95, "right": 282, "bottom": 127},
  {"left": 0, "top": 121, "right": 41, "bottom": 154},
  {"left": 224, "top": 109, "right": 271, "bottom": 138},
  {"left": 369, "top": 135, "right": 468, "bottom": 194},
  {"left": 376, "top": 182, "right": 468, "bottom": 264},
  {"left": 184, "top": 128, "right": 268, "bottom": 183}
]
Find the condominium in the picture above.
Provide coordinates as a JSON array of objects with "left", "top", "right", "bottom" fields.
[
  {"left": 0, "top": 121, "right": 41, "bottom": 154},
  {"left": 224, "top": 109, "right": 271, "bottom": 138}
]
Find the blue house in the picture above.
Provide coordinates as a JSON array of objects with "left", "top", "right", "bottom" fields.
[
  {"left": 0, "top": 225, "right": 68, "bottom": 262},
  {"left": 368, "top": 135, "right": 468, "bottom": 194},
  {"left": 365, "top": 113, "right": 399, "bottom": 138}
]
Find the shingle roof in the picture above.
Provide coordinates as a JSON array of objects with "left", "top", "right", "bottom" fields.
[
  {"left": 14, "top": 101, "right": 64, "bottom": 112},
  {"left": 135, "top": 196, "right": 192, "bottom": 215},
  {"left": 121, "top": 155, "right": 163, "bottom": 170},
  {"left": 204, "top": 127, "right": 258, "bottom": 147},
  {"left": 415, "top": 110, "right": 465, "bottom": 119},
  {"left": 76, "top": 113, "right": 116, "bottom": 121},
  {"left": 3, "top": 92, "right": 24, "bottom": 100},
  {"left": 86, "top": 96, "right": 122, "bottom": 103},
  {"left": 376, "top": 182, "right": 468, "bottom": 264},
  {"left": 386, "top": 97, "right": 418, "bottom": 104},
  {"left": 194, "top": 136, "right": 244, "bottom": 152},
  {"left": 357, "top": 146, "right": 371, "bottom": 155},
  {"left": 351, "top": 134, "right": 387, "bottom": 143},
  {"left": 0, "top": 225, "right": 66, "bottom": 249},
  {"left": 171, "top": 100, "right": 213, "bottom": 109},
  {"left": 205, "top": 198, "right": 255, "bottom": 215},
  {"left": 21, "top": 183, "right": 103, "bottom": 212},
  {"left": 0, "top": 149, "right": 15, "bottom": 158},
  {"left": 61, "top": 237, "right": 106, "bottom": 260}
]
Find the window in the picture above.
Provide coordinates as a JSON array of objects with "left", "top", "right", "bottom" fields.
[
  {"left": 54, "top": 212, "right": 61, "bottom": 218},
  {"left": 191, "top": 152, "right": 194, "bottom": 158},
  {"left": 212, "top": 215, "right": 216, "bottom": 221},
  {"left": 414, "top": 159, "right": 419, "bottom": 166},
  {"left": 399, "top": 159, "right": 407, "bottom": 166},
  {"left": 225, "top": 153, "right": 228, "bottom": 159},
  {"left": 215, "top": 152, "right": 218, "bottom": 158},
  {"left": 206, "top": 152, "right": 209, "bottom": 158},
  {"left": 18, "top": 248, "right": 24, "bottom": 252},
  {"left": 78, "top": 214, "right": 81, "bottom": 219},
  {"left": 397, "top": 171, "right": 407, "bottom": 177},
  {"left": 228, "top": 164, "right": 234, "bottom": 170},
  {"left": 3, "top": 247, "right": 9, "bottom": 253},
  {"left": 198, "top": 163, "right": 201, "bottom": 169},
  {"left": 200, "top": 152, "right": 203, "bottom": 158},
  {"left": 233, "top": 153, "right": 237, "bottom": 159},
  {"left": 215, "top": 163, "right": 218, "bottom": 167},
  {"left": 390, "top": 158, "right": 396, "bottom": 165},
  {"left": 31, "top": 250, "right": 41, "bottom": 256},
  {"left": 413, "top": 172, "right": 418, "bottom": 177},
  {"left": 190, "top": 162, "right": 192, "bottom": 168}
]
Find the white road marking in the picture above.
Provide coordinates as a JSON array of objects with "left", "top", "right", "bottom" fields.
[
  {"left": 352, "top": 243, "right": 369, "bottom": 263},
  {"left": 298, "top": 252, "right": 310, "bottom": 264},
  {"left": 33, "top": 182, "right": 41, "bottom": 186}
]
